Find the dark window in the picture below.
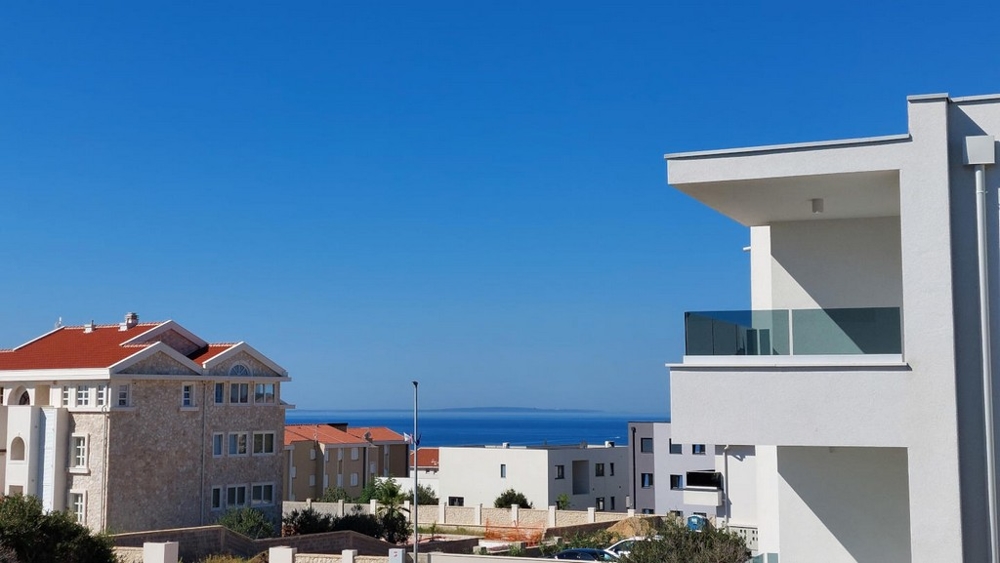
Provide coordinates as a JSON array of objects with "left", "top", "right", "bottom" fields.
[
  {"left": 669, "top": 439, "right": 682, "bottom": 454},
  {"left": 692, "top": 444, "right": 707, "bottom": 455},
  {"left": 641, "top": 473, "right": 654, "bottom": 488},
  {"left": 610, "top": 496, "right": 615, "bottom": 510},
  {"left": 595, "top": 497, "right": 605, "bottom": 511},
  {"left": 641, "top": 508, "right": 655, "bottom": 515},
  {"left": 640, "top": 438, "right": 653, "bottom": 453},
  {"left": 609, "top": 463, "right": 615, "bottom": 476},
  {"left": 670, "top": 474, "right": 683, "bottom": 490},
  {"left": 555, "top": 465, "right": 565, "bottom": 479},
  {"left": 448, "top": 496, "right": 464, "bottom": 506},
  {"left": 595, "top": 463, "right": 605, "bottom": 477},
  {"left": 500, "top": 464, "right": 507, "bottom": 478}
]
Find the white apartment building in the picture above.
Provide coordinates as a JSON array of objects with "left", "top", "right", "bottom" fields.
[
  {"left": 437, "top": 442, "right": 628, "bottom": 511},
  {"left": 664, "top": 92, "right": 1000, "bottom": 562},
  {"left": 628, "top": 421, "right": 756, "bottom": 529}
]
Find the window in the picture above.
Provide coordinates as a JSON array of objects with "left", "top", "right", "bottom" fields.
[
  {"left": 640, "top": 438, "right": 653, "bottom": 453},
  {"left": 500, "top": 464, "right": 507, "bottom": 478},
  {"left": 230, "top": 383, "right": 249, "bottom": 404},
  {"left": 213, "top": 433, "right": 224, "bottom": 457},
  {"left": 211, "top": 487, "right": 223, "bottom": 510},
  {"left": 351, "top": 447, "right": 359, "bottom": 460},
  {"left": 448, "top": 496, "right": 465, "bottom": 507},
  {"left": 214, "top": 383, "right": 225, "bottom": 404},
  {"left": 596, "top": 497, "right": 605, "bottom": 511},
  {"left": 229, "top": 364, "right": 251, "bottom": 377},
  {"left": 610, "top": 496, "right": 615, "bottom": 510},
  {"left": 350, "top": 473, "right": 358, "bottom": 487},
  {"left": 337, "top": 449, "right": 343, "bottom": 460},
  {"left": 309, "top": 448, "right": 316, "bottom": 460},
  {"left": 71, "top": 435, "right": 88, "bottom": 469},
  {"left": 692, "top": 444, "right": 707, "bottom": 455},
  {"left": 670, "top": 475, "right": 683, "bottom": 490},
  {"left": 182, "top": 384, "right": 195, "bottom": 407},
  {"left": 76, "top": 386, "right": 90, "bottom": 406},
  {"left": 669, "top": 439, "right": 682, "bottom": 454},
  {"left": 323, "top": 474, "right": 329, "bottom": 488},
  {"left": 228, "top": 433, "right": 248, "bottom": 456},
  {"left": 369, "top": 462, "right": 376, "bottom": 474},
  {"left": 226, "top": 485, "right": 247, "bottom": 507},
  {"left": 336, "top": 474, "right": 343, "bottom": 487},
  {"left": 254, "top": 383, "right": 276, "bottom": 404},
  {"left": 642, "top": 508, "right": 655, "bottom": 515},
  {"left": 669, "top": 510, "right": 683, "bottom": 519},
  {"left": 595, "top": 463, "right": 605, "bottom": 477},
  {"left": 253, "top": 432, "right": 275, "bottom": 455},
  {"left": 62, "top": 386, "right": 71, "bottom": 406},
  {"left": 252, "top": 483, "right": 274, "bottom": 506},
  {"left": 116, "top": 384, "right": 130, "bottom": 407},
  {"left": 69, "top": 492, "right": 85, "bottom": 524},
  {"left": 610, "top": 463, "right": 615, "bottom": 476},
  {"left": 324, "top": 451, "right": 329, "bottom": 462},
  {"left": 10, "top": 438, "right": 25, "bottom": 461},
  {"left": 309, "top": 475, "right": 316, "bottom": 487},
  {"left": 96, "top": 385, "right": 107, "bottom": 407},
  {"left": 641, "top": 473, "right": 654, "bottom": 488},
  {"left": 555, "top": 465, "right": 565, "bottom": 479}
]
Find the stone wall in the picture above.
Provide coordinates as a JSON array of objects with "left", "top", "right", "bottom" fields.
[{"left": 67, "top": 411, "right": 109, "bottom": 529}]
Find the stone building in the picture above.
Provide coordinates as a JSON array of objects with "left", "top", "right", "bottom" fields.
[{"left": 0, "top": 312, "right": 290, "bottom": 532}]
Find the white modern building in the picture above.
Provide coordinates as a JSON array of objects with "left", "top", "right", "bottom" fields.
[
  {"left": 437, "top": 442, "right": 628, "bottom": 511},
  {"left": 628, "top": 421, "right": 756, "bottom": 529},
  {"left": 665, "top": 93, "right": 1000, "bottom": 562}
]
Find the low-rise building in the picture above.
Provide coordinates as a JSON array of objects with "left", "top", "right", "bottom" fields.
[
  {"left": 410, "top": 447, "right": 440, "bottom": 496},
  {"left": 0, "top": 313, "right": 290, "bottom": 532},
  {"left": 283, "top": 423, "right": 408, "bottom": 500},
  {"left": 437, "top": 442, "right": 628, "bottom": 511}
]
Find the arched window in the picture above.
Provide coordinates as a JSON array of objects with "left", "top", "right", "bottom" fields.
[
  {"left": 10, "top": 437, "right": 25, "bottom": 461},
  {"left": 18, "top": 391, "right": 29, "bottom": 405},
  {"left": 229, "top": 364, "right": 251, "bottom": 377}
]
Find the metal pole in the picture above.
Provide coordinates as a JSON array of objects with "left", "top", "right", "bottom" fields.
[
  {"left": 976, "top": 163, "right": 1000, "bottom": 563},
  {"left": 412, "top": 381, "right": 419, "bottom": 563}
]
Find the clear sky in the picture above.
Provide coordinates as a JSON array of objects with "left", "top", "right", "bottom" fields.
[{"left": 2, "top": 2, "right": 999, "bottom": 414}]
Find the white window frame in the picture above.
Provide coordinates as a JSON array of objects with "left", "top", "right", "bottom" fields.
[
  {"left": 62, "top": 385, "right": 72, "bottom": 407},
  {"left": 76, "top": 385, "right": 90, "bottom": 407},
  {"left": 70, "top": 434, "right": 88, "bottom": 471},
  {"left": 211, "top": 486, "right": 223, "bottom": 510},
  {"left": 254, "top": 382, "right": 276, "bottom": 404},
  {"left": 350, "top": 473, "right": 358, "bottom": 487},
  {"left": 69, "top": 490, "right": 86, "bottom": 524},
  {"left": 213, "top": 433, "right": 224, "bottom": 457},
  {"left": 252, "top": 432, "right": 275, "bottom": 455},
  {"left": 214, "top": 382, "right": 225, "bottom": 404},
  {"left": 229, "top": 363, "right": 251, "bottom": 377},
  {"left": 230, "top": 382, "right": 250, "bottom": 405},
  {"left": 338, "top": 448, "right": 343, "bottom": 461},
  {"left": 351, "top": 447, "right": 359, "bottom": 460},
  {"left": 228, "top": 432, "right": 248, "bottom": 456},
  {"left": 96, "top": 385, "right": 107, "bottom": 407},
  {"left": 116, "top": 384, "right": 130, "bottom": 407},
  {"left": 251, "top": 482, "right": 274, "bottom": 506},
  {"left": 181, "top": 383, "right": 195, "bottom": 408}
]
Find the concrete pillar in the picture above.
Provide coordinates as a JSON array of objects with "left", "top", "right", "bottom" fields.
[
  {"left": 404, "top": 500, "right": 412, "bottom": 521},
  {"left": 270, "top": 547, "right": 297, "bottom": 563},
  {"left": 389, "top": 548, "right": 406, "bottom": 563},
  {"left": 474, "top": 503, "right": 482, "bottom": 526},
  {"left": 343, "top": 548, "right": 359, "bottom": 563},
  {"left": 306, "top": 498, "right": 312, "bottom": 509},
  {"left": 371, "top": 499, "right": 379, "bottom": 514},
  {"left": 337, "top": 499, "right": 345, "bottom": 517},
  {"left": 143, "top": 542, "right": 178, "bottom": 563},
  {"left": 548, "top": 506, "right": 557, "bottom": 527},
  {"left": 439, "top": 501, "right": 446, "bottom": 524},
  {"left": 627, "top": 508, "right": 635, "bottom": 518},
  {"left": 587, "top": 507, "right": 596, "bottom": 523},
  {"left": 511, "top": 504, "right": 519, "bottom": 524}
]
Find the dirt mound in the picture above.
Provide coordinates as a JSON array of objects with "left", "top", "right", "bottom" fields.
[{"left": 607, "top": 516, "right": 662, "bottom": 538}]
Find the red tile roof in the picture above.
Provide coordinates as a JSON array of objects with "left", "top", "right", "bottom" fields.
[
  {"left": 347, "top": 427, "right": 406, "bottom": 443},
  {"left": 410, "top": 447, "right": 439, "bottom": 469},
  {"left": 0, "top": 323, "right": 161, "bottom": 370},
  {"left": 284, "top": 424, "right": 369, "bottom": 447},
  {"left": 0, "top": 321, "right": 238, "bottom": 371}
]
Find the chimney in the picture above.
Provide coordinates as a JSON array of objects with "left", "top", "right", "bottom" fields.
[
  {"left": 84, "top": 320, "right": 95, "bottom": 334},
  {"left": 120, "top": 312, "right": 139, "bottom": 331}
]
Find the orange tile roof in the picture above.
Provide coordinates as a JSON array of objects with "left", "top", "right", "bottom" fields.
[
  {"left": 0, "top": 323, "right": 162, "bottom": 370},
  {"left": 284, "top": 424, "right": 369, "bottom": 447},
  {"left": 410, "top": 447, "right": 439, "bottom": 468},
  {"left": 347, "top": 427, "right": 406, "bottom": 443},
  {"left": 189, "top": 344, "right": 235, "bottom": 365}
]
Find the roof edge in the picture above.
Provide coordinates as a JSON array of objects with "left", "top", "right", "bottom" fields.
[{"left": 664, "top": 133, "right": 911, "bottom": 161}]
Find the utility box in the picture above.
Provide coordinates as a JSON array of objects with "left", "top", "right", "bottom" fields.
[
  {"left": 389, "top": 548, "right": 407, "bottom": 563},
  {"left": 964, "top": 135, "right": 996, "bottom": 165}
]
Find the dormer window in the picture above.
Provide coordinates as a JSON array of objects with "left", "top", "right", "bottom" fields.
[{"left": 229, "top": 364, "right": 251, "bottom": 377}]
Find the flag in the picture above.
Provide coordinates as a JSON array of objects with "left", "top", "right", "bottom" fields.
[{"left": 403, "top": 433, "right": 412, "bottom": 444}]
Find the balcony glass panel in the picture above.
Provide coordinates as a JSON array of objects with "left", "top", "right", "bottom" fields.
[{"left": 685, "top": 307, "right": 900, "bottom": 356}]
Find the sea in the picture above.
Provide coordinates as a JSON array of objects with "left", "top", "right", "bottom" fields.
[{"left": 285, "top": 408, "right": 669, "bottom": 448}]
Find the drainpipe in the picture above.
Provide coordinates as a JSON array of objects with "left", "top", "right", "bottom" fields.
[
  {"left": 630, "top": 426, "right": 637, "bottom": 510},
  {"left": 722, "top": 445, "right": 730, "bottom": 528},
  {"left": 967, "top": 134, "right": 998, "bottom": 563}
]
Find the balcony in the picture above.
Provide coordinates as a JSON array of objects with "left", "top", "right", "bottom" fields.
[
  {"left": 684, "top": 307, "right": 901, "bottom": 357},
  {"left": 683, "top": 487, "right": 723, "bottom": 507}
]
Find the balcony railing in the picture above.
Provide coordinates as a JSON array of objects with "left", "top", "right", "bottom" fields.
[{"left": 684, "top": 307, "right": 901, "bottom": 356}]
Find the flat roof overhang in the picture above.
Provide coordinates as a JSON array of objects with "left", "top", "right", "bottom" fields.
[{"left": 665, "top": 134, "right": 909, "bottom": 226}]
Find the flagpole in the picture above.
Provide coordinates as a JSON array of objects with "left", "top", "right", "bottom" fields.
[{"left": 412, "top": 381, "right": 419, "bottom": 563}]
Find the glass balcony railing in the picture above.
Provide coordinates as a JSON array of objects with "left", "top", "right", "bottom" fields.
[{"left": 684, "top": 307, "right": 901, "bottom": 356}]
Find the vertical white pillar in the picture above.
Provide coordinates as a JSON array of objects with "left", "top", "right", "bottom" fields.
[
  {"left": 142, "top": 542, "right": 178, "bottom": 563},
  {"left": 269, "top": 546, "right": 297, "bottom": 563}
]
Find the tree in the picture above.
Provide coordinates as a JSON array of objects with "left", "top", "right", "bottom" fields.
[
  {"left": 625, "top": 519, "right": 750, "bottom": 563},
  {"left": 494, "top": 489, "right": 533, "bottom": 509},
  {"left": 0, "top": 494, "right": 117, "bottom": 563},
  {"left": 217, "top": 507, "right": 276, "bottom": 539},
  {"left": 555, "top": 493, "right": 571, "bottom": 510},
  {"left": 318, "top": 487, "right": 352, "bottom": 502},
  {"left": 282, "top": 507, "right": 335, "bottom": 536},
  {"left": 372, "top": 479, "right": 412, "bottom": 544},
  {"left": 410, "top": 484, "right": 438, "bottom": 505}
]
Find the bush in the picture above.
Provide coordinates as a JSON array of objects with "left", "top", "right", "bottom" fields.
[
  {"left": 0, "top": 494, "right": 117, "bottom": 563},
  {"left": 318, "top": 487, "right": 352, "bottom": 502},
  {"left": 217, "top": 507, "right": 275, "bottom": 539},
  {"left": 494, "top": 489, "right": 532, "bottom": 509},
  {"left": 282, "top": 507, "right": 335, "bottom": 536},
  {"left": 625, "top": 519, "right": 750, "bottom": 563},
  {"left": 411, "top": 484, "right": 439, "bottom": 505}
]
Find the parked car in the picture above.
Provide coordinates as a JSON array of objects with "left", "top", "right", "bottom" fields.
[
  {"left": 605, "top": 536, "right": 662, "bottom": 557},
  {"left": 548, "top": 548, "right": 620, "bottom": 561}
]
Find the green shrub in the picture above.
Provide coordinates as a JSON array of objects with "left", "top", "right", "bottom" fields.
[
  {"left": 0, "top": 494, "right": 117, "bottom": 563},
  {"left": 625, "top": 519, "right": 750, "bottom": 563},
  {"left": 217, "top": 507, "right": 275, "bottom": 539},
  {"left": 318, "top": 487, "right": 352, "bottom": 502},
  {"left": 282, "top": 507, "right": 335, "bottom": 536},
  {"left": 411, "top": 484, "right": 438, "bottom": 505},
  {"left": 494, "top": 489, "right": 532, "bottom": 509}
]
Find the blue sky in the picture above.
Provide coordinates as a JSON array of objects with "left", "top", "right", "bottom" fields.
[{"left": 2, "top": 2, "right": 999, "bottom": 414}]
